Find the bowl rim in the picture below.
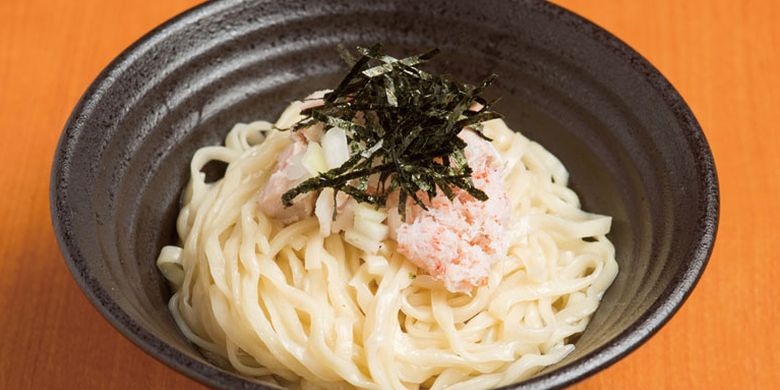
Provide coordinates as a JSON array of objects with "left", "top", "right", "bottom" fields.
[{"left": 50, "top": 0, "right": 720, "bottom": 388}]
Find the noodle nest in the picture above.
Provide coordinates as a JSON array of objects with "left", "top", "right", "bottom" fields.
[{"left": 157, "top": 101, "right": 618, "bottom": 390}]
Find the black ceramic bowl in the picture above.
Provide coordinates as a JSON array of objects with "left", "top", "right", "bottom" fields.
[{"left": 50, "top": 0, "right": 718, "bottom": 388}]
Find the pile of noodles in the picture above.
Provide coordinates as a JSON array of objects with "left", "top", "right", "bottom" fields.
[{"left": 157, "top": 100, "right": 618, "bottom": 390}]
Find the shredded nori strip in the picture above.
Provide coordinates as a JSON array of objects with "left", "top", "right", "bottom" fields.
[{"left": 281, "top": 44, "right": 502, "bottom": 219}]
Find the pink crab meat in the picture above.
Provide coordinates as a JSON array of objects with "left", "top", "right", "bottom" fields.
[
  {"left": 259, "top": 91, "right": 510, "bottom": 292},
  {"left": 389, "top": 129, "right": 510, "bottom": 293},
  {"left": 257, "top": 139, "right": 315, "bottom": 224},
  {"left": 257, "top": 91, "right": 328, "bottom": 224}
]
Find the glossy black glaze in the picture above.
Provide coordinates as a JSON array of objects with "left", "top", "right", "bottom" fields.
[{"left": 50, "top": 0, "right": 719, "bottom": 388}]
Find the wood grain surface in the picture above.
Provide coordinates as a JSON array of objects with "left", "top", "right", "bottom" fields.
[{"left": 1, "top": 0, "right": 777, "bottom": 388}]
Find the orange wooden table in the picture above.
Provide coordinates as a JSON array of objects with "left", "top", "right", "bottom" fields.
[{"left": 1, "top": 1, "right": 777, "bottom": 388}]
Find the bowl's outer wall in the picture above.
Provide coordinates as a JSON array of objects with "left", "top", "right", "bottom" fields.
[{"left": 51, "top": 0, "right": 718, "bottom": 389}]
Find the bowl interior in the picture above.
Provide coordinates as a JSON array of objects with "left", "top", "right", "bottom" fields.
[{"left": 52, "top": 0, "right": 717, "bottom": 388}]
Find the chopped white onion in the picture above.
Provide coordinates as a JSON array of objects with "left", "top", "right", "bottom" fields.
[
  {"left": 315, "top": 188, "right": 335, "bottom": 236},
  {"left": 344, "top": 230, "right": 380, "bottom": 254},
  {"left": 344, "top": 203, "right": 388, "bottom": 254},
  {"left": 321, "top": 127, "right": 350, "bottom": 169},
  {"left": 302, "top": 142, "right": 328, "bottom": 176},
  {"left": 331, "top": 198, "right": 356, "bottom": 233},
  {"left": 356, "top": 205, "right": 387, "bottom": 224},
  {"left": 354, "top": 217, "right": 389, "bottom": 242}
]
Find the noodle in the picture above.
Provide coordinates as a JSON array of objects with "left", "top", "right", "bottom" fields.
[{"left": 157, "top": 101, "right": 618, "bottom": 390}]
